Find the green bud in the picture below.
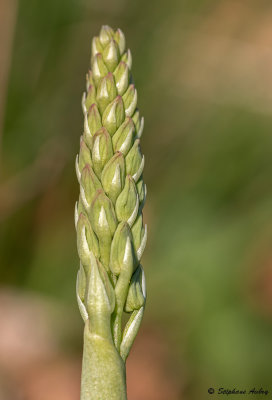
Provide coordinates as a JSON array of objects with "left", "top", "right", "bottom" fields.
[
  {"left": 101, "top": 152, "right": 125, "bottom": 203},
  {"left": 83, "top": 115, "right": 92, "bottom": 150},
  {"left": 86, "top": 70, "right": 95, "bottom": 89},
  {"left": 91, "top": 127, "right": 113, "bottom": 178},
  {"left": 114, "top": 28, "right": 126, "bottom": 54},
  {"left": 96, "top": 72, "right": 117, "bottom": 114},
  {"left": 125, "top": 265, "right": 145, "bottom": 312},
  {"left": 131, "top": 213, "right": 144, "bottom": 250},
  {"left": 123, "top": 84, "right": 137, "bottom": 117},
  {"left": 80, "top": 164, "right": 101, "bottom": 210},
  {"left": 77, "top": 263, "right": 86, "bottom": 303},
  {"left": 102, "top": 95, "right": 125, "bottom": 136},
  {"left": 131, "top": 213, "right": 147, "bottom": 261},
  {"left": 116, "top": 175, "right": 138, "bottom": 225},
  {"left": 77, "top": 212, "right": 100, "bottom": 270},
  {"left": 78, "top": 136, "right": 92, "bottom": 172},
  {"left": 99, "top": 25, "right": 114, "bottom": 47},
  {"left": 90, "top": 189, "right": 117, "bottom": 267},
  {"left": 91, "top": 36, "right": 103, "bottom": 61},
  {"left": 75, "top": 197, "right": 85, "bottom": 228},
  {"left": 85, "top": 252, "right": 114, "bottom": 318},
  {"left": 132, "top": 110, "right": 139, "bottom": 128},
  {"left": 90, "top": 189, "right": 117, "bottom": 237},
  {"left": 136, "top": 176, "right": 146, "bottom": 209},
  {"left": 97, "top": 259, "right": 115, "bottom": 314},
  {"left": 125, "top": 139, "right": 144, "bottom": 181},
  {"left": 110, "top": 222, "right": 137, "bottom": 276},
  {"left": 87, "top": 104, "right": 102, "bottom": 140},
  {"left": 85, "top": 84, "right": 96, "bottom": 111},
  {"left": 92, "top": 53, "right": 108, "bottom": 87},
  {"left": 113, "top": 61, "right": 129, "bottom": 96},
  {"left": 121, "top": 49, "right": 132, "bottom": 70},
  {"left": 102, "top": 39, "right": 120, "bottom": 72},
  {"left": 112, "top": 116, "right": 135, "bottom": 156}
]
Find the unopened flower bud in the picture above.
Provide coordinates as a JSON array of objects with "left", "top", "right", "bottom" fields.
[
  {"left": 125, "top": 265, "right": 145, "bottom": 312},
  {"left": 113, "top": 61, "right": 129, "bottom": 96},
  {"left": 96, "top": 259, "right": 115, "bottom": 314},
  {"left": 86, "top": 70, "right": 95, "bottom": 90},
  {"left": 80, "top": 164, "right": 101, "bottom": 210},
  {"left": 85, "top": 84, "right": 96, "bottom": 111},
  {"left": 91, "top": 127, "right": 113, "bottom": 177},
  {"left": 85, "top": 252, "right": 115, "bottom": 317},
  {"left": 76, "top": 197, "right": 85, "bottom": 221},
  {"left": 90, "top": 189, "right": 117, "bottom": 267},
  {"left": 116, "top": 175, "right": 138, "bottom": 223},
  {"left": 123, "top": 84, "right": 137, "bottom": 117},
  {"left": 88, "top": 104, "right": 102, "bottom": 140},
  {"left": 99, "top": 25, "right": 114, "bottom": 47},
  {"left": 102, "top": 39, "right": 120, "bottom": 72},
  {"left": 90, "top": 189, "right": 117, "bottom": 238},
  {"left": 96, "top": 72, "right": 117, "bottom": 114},
  {"left": 102, "top": 95, "right": 125, "bottom": 136},
  {"left": 96, "top": 72, "right": 117, "bottom": 115},
  {"left": 121, "top": 49, "right": 132, "bottom": 70},
  {"left": 91, "top": 36, "right": 103, "bottom": 61},
  {"left": 77, "top": 213, "right": 100, "bottom": 269},
  {"left": 101, "top": 152, "right": 125, "bottom": 203},
  {"left": 92, "top": 53, "right": 108, "bottom": 87},
  {"left": 112, "top": 117, "right": 135, "bottom": 155},
  {"left": 131, "top": 213, "right": 145, "bottom": 251},
  {"left": 110, "top": 222, "right": 137, "bottom": 276},
  {"left": 77, "top": 263, "right": 86, "bottom": 303},
  {"left": 78, "top": 136, "right": 92, "bottom": 172},
  {"left": 114, "top": 28, "right": 126, "bottom": 54},
  {"left": 132, "top": 109, "right": 144, "bottom": 139},
  {"left": 125, "top": 139, "right": 143, "bottom": 180},
  {"left": 136, "top": 176, "right": 146, "bottom": 209}
]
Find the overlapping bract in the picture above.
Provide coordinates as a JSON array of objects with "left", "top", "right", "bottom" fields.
[{"left": 75, "top": 25, "right": 146, "bottom": 360}]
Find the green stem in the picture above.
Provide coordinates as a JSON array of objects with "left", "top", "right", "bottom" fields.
[{"left": 81, "top": 321, "right": 127, "bottom": 400}]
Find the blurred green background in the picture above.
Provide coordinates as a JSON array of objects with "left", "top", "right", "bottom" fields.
[{"left": 1, "top": 0, "right": 272, "bottom": 399}]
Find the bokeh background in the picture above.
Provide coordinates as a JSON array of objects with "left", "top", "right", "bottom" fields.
[{"left": 1, "top": 0, "right": 272, "bottom": 399}]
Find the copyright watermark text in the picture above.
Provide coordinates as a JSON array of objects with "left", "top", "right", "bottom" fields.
[{"left": 208, "top": 387, "right": 269, "bottom": 396}]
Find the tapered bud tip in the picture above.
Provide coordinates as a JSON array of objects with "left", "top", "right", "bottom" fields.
[
  {"left": 80, "top": 137, "right": 88, "bottom": 149},
  {"left": 114, "top": 28, "right": 126, "bottom": 54},
  {"left": 78, "top": 212, "right": 87, "bottom": 223},
  {"left": 88, "top": 103, "right": 96, "bottom": 113},
  {"left": 111, "top": 150, "right": 124, "bottom": 162},
  {"left": 86, "top": 70, "right": 94, "bottom": 85},
  {"left": 103, "top": 39, "right": 120, "bottom": 67},
  {"left": 92, "top": 188, "right": 104, "bottom": 204},
  {"left": 95, "top": 126, "right": 108, "bottom": 136},
  {"left": 82, "top": 163, "right": 91, "bottom": 173},
  {"left": 119, "top": 60, "right": 127, "bottom": 69},
  {"left": 121, "top": 116, "right": 134, "bottom": 131},
  {"left": 99, "top": 25, "right": 114, "bottom": 46},
  {"left": 106, "top": 71, "right": 113, "bottom": 79},
  {"left": 87, "top": 84, "right": 94, "bottom": 94}
]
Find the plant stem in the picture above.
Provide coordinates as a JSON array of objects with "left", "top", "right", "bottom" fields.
[{"left": 81, "top": 321, "right": 127, "bottom": 400}]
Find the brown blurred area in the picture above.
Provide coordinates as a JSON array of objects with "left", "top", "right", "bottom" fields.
[
  {"left": 0, "top": 289, "right": 181, "bottom": 400},
  {"left": 1, "top": 0, "right": 272, "bottom": 399}
]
